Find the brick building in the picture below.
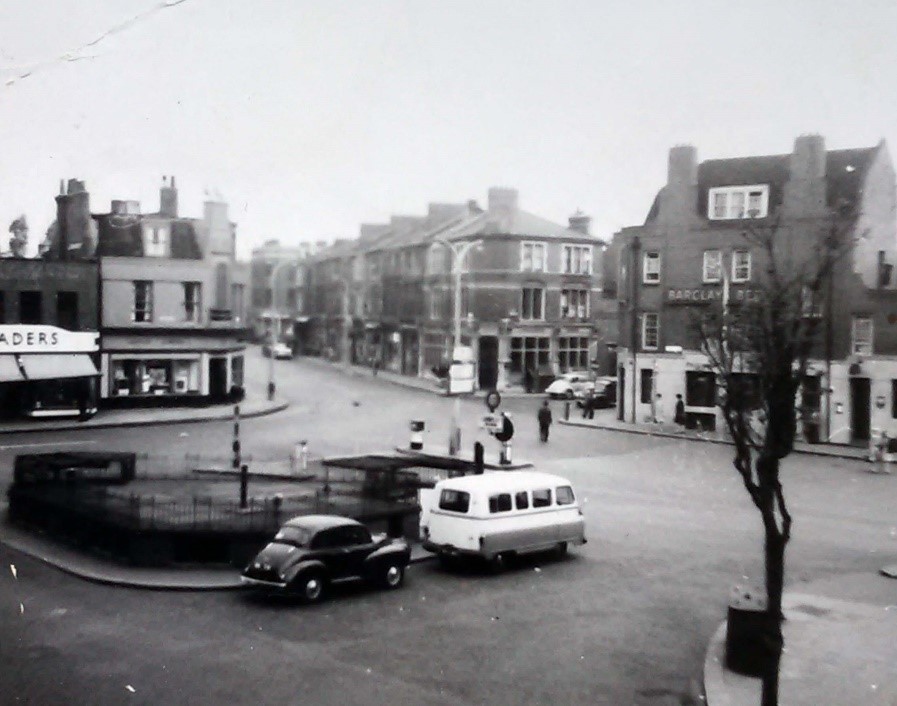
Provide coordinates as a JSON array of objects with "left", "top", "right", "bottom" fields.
[
  {"left": 47, "top": 177, "right": 249, "bottom": 407},
  {"left": 303, "top": 188, "right": 612, "bottom": 391},
  {"left": 612, "top": 136, "right": 897, "bottom": 443}
]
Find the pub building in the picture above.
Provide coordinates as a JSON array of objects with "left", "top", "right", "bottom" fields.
[{"left": 0, "top": 324, "right": 100, "bottom": 419}]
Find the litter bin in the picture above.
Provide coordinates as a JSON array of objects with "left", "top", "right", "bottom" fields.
[{"left": 725, "top": 583, "right": 776, "bottom": 677}]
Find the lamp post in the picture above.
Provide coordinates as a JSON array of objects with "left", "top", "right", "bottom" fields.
[{"left": 433, "top": 237, "right": 483, "bottom": 455}]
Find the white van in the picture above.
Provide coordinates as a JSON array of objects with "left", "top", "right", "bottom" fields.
[{"left": 420, "top": 471, "right": 586, "bottom": 568}]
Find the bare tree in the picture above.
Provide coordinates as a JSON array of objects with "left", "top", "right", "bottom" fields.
[{"left": 694, "top": 214, "right": 856, "bottom": 706}]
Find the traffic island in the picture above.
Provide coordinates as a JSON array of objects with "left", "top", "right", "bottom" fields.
[
  {"left": 6, "top": 452, "right": 422, "bottom": 568},
  {"left": 395, "top": 446, "right": 533, "bottom": 470}
]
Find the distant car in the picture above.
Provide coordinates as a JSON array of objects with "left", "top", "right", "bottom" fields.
[
  {"left": 272, "top": 342, "right": 293, "bottom": 359},
  {"left": 578, "top": 377, "right": 617, "bottom": 409},
  {"left": 545, "top": 371, "right": 596, "bottom": 399},
  {"left": 241, "top": 515, "right": 411, "bottom": 602}
]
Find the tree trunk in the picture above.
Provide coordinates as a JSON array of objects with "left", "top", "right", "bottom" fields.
[{"left": 761, "top": 521, "right": 787, "bottom": 706}]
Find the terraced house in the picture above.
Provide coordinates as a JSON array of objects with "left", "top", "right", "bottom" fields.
[
  {"left": 611, "top": 135, "right": 897, "bottom": 444},
  {"left": 301, "top": 188, "right": 614, "bottom": 392}
]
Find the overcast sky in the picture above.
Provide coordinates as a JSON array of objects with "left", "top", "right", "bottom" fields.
[{"left": 1, "top": 0, "right": 895, "bottom": 258}]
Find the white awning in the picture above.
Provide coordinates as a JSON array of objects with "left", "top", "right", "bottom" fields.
[
  {"left": 20, "top": 354, "right": 100, "bottom": 381},
  {"left": 0, "top": 355, "right": 24, "bottom": 382}
]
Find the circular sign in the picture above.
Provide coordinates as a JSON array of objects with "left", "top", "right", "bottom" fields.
[{"left": 485, "top": 390, "right": 502, "bottom": 413}]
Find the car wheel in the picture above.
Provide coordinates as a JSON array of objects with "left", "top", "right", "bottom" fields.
[
  {"left": 555, "top": 542, "right": 568, "bottom": 559},
  {"left": 381, "top": 562, "right": 405, "bottom": 589},
  {"left": 296, "top": 571, "right": 325, "bottom": 603}
]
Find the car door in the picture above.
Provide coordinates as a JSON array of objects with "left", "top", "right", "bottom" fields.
[
  {"left": 342, "top": 525, "right": 375, "bottom": 578},
  {"left": 311, "top": 528, "right": 350, "bottom": 577}
]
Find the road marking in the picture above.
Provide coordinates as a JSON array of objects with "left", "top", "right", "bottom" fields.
[{"left": 0, "top": 440, "right": 97, "bottom": 451}]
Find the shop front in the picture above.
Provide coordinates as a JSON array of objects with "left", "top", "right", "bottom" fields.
[
  {"left": 0, "top": 325, "right": 100, "bottom": 419},
  {"left": 101, "top": 333, "right": 244, "bottom": 407}
]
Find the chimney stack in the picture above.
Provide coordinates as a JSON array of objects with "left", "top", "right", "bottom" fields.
[
  {"left": 667, "top": 145, "right": 698, "bottom": 187},
  {"left": 568, "top": 210, "right": 591, "bottom": 235},
  {"left": 160, "top": 175, "right": 178, "bottom": 218}
]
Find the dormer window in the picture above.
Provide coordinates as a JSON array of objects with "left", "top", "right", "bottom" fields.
[
  {"left": 144, "top": 225, "right": 169, "bottom": 257},
  {"left": 708, "top": 185, "right": 769, "bottom": 220}
]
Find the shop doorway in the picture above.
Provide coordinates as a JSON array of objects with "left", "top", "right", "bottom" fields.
[
  {"left": 850, "top": 377, "right": 871, "bottom": 442},
  {"left": 209, "top": 358, "right": 228, "bottom": 401},
  {"left": 478, "top": 336, "right": 498, "bottom": 389}
]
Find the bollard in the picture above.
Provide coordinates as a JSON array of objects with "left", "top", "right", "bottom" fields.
[
  {"left": 239, "top": 464, "right": 249, "bottom": 509},
  {"left": 564, "top": 401, "right": 570, "bottom": 420},
  {"left": 299, "top": 440, "right": 308, "bottom": 471},
  {"left": 473, "top": 442, "right": 485, "bottom": 475},
  {"left": 409, "top": 420, "right": 425, "bottom": 450}
]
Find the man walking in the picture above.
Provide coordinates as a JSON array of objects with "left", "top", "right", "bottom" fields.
[
  {"left": 537, "top": 400, "right": 553, "bottom": 443},
  {"left": 674, "top": 394, "right": 686, "bottom": 433}
]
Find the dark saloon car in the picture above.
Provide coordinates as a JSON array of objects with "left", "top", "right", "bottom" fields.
[{"left": 241, "top": 515, "right": 411, "bottom": 602}]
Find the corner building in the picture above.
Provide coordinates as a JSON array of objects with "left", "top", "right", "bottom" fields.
[{"left": 612, "top": 135, "right": 897, "bottom": 444}]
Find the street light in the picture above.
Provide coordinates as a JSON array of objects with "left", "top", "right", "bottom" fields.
[{"left": 433, "top": 237, "right": 483, "bottom": 455}]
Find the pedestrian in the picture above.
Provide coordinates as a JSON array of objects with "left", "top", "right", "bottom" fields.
[
  {"left": 537, "top": 400, "right": 553, "bottom": 443},
  {"left": 674, "top": 393, "right": 686, "bottom": 433},
  {"left": 582, "top": 389, "right": 595, "bottom": 420}
]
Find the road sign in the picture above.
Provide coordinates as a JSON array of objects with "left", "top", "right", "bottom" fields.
[
  {"left": 481, "top": 414, "right": 502, "bottom": 433},
  {"left": 485, "top": 390, "right": 501, "bottom": 412}
]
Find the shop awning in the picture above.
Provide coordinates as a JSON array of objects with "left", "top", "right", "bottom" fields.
[
  {"left": 0, "top": 355, "right": 24, "bottom": 382},
  {"left": 20, "top": 354, "right": 100, "bottom": 381}
]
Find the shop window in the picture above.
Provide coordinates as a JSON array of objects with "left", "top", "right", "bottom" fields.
[
  {"left": 19, "top": 291, "right": 42, "bottom": 324},
  {"left": 686, "top": 370, "right": 717, "bottom": 407},
  {"left": 558, "top": 336, "right": 589, "bottom": 372},
  {"left": 56, "top": 291, "right": 79, "bottom": 331},
  {"left": 640, "top": 368, "right": 653, "bottom": 403},
  {"left": 510, "top": 336, "right": 550, "bottom": 373}
]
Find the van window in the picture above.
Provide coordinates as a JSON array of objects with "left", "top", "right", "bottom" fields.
[
  {"left": 532, "top": 488, "right": 552, "bottom": 508},
  {"left": 488, "top": 493, "right": 512, "bottom": 513},
  {"left": 556, "top": 486, "right": 575, "bottom": 505},
  {"left": 514, "top": 491, "right": 529, "bottom": 510},
  {"left": 439, "top": 489, "right": 470, "bottom": 513}
]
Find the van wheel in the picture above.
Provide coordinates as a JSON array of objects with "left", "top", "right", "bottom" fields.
[
  {"left": 489, "top": 552, "right": 510, "bottom": 574},
  {"left": 555, "top": 542, "right": 568, "bottom": 559}
]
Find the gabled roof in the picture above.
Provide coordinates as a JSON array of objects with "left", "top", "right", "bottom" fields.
[{"left": 439, "top": 208, "right": 600, "bottom": 243}]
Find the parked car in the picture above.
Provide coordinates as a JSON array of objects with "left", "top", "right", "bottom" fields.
[
  {"left": 577, "top": 376, "right": 617, "bottom": 409},
  {"left": 545, "top": 371, "right": 596, "bottom": 399},
  {"left": 241, "top": 515, "right": 411, "bottom": 602},
  {"left": 272, "top": 342, "right": 293, "bottom": 359}
]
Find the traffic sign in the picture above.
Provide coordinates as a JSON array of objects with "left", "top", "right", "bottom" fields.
[
  {"left": 485, "top": 390, "right": 502, "bottom": 412},
  {"left": 482, "top": 414, "right": 502, "bottom": 433}
]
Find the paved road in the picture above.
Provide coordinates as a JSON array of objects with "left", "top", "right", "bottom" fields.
[{"left": 2, "top": 351, "right": 896, "bottom": 705}]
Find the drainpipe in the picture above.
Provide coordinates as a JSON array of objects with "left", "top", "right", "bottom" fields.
[{"left": 630, "top": 236, "right": 641, "bottom": 423}]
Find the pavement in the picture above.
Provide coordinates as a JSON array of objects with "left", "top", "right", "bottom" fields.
[{"left": 2, "top": 355, "right": 895, "bottom": 703}]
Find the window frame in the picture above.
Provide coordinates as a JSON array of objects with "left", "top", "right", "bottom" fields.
[
  {"left": 562, "top": 244, "right": 592, "bottom": 275},
  {"left": 731, "top": 250, "right": 751, "bottom": 283},
  {"left": 520, "top": 286, "right": 545, "bottom": 321},
  {"left": 707, "top": 184, "right": 770, "bottom": 220},
  {"left": 643, "top": 252, "right": 661, "bottom": 284},
  {"left": 520, "top": 241, "right": 547, "bottom": 273},
  {"left": 183, "top": 281, "right": 202, "bottom": 323},
  {"left": 703, "top": 250, "right": 723, "bottom": 283},
  {"left": 852, "top": 316, "right": 874, "bottom": 355},
  {"left": 132, "top": 281, "right": 154, "bottom": 323},
  {"left": 641, "top": 312, "right": 659, "bottom": 351},
  {"left": 560, "top": 288, "right": 589, "bottom": 319}
]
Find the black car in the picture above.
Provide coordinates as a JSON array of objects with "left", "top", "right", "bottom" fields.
[
  {"left": 577, "top": 378, "right": 617, "bottom": 409},
  {"left": 241, "top": 515, "right": 411, "bottom": 602}
]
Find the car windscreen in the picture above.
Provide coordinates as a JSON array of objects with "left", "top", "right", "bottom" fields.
[
  {"left": 439, "top": 489, "right": 470, "bottom": 513},
  {"left": 274, "top": 525, "right": 312, "bottom": 546}
]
